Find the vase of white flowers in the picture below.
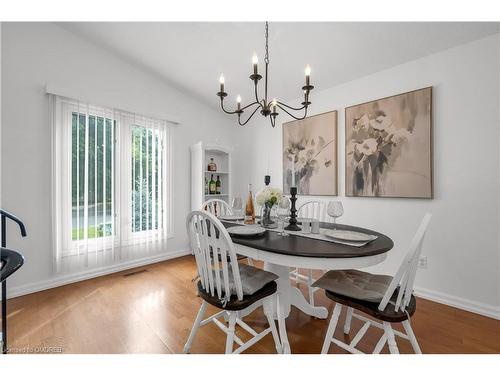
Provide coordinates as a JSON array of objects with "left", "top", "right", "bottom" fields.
[{"left": 255, "top": 187, "right": 283, "bottom": 228}]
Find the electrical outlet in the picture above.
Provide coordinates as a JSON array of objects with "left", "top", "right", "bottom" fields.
[{"left": 418, "top": 255, "right": 427, "bottom": 269}]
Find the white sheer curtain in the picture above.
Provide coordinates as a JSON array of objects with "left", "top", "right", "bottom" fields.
[{"left": 50, "top": 94, "right": 173, "bottom": 273}]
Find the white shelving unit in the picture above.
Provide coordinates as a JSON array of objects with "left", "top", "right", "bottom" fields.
[{"left": 190, "top": 141, "right": 232, "bottom": 211}]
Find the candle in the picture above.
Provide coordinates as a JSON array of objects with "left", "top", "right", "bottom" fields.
[
  {"left": 305, "top": 64, "right": 311, "bottom": 87},
  {"left": 252, "top": 52, "right": 258, "bottom": 75},
  {"left": 271, "top": 98, "right": 277, "bottom": 113},
  {"left": 219, "top": 74, "right": 225, "bottom": 93},
  {"left": 236, "top": 95, "right": 241, "bottom": 111},
  {"left": 291, "top": 156, "right": 296, "bottom": 187}
]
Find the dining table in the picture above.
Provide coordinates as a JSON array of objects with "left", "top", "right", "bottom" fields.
[{"left": 222, "top": 220, "right": 394, "bottom": 354}]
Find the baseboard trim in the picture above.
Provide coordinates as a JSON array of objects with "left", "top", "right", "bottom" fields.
[
  {"left": 5, "top": 249, "right": 192, "bottom": 300},
  {"left": 414, "top": 286, "right": 500, "bottom": 320}
]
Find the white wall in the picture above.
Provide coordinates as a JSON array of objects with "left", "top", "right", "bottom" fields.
[
  {"left": 233, "top": 34, "right": 500, "bottom": 318},
  {"left": 1, "top": 23, "right": 235, "bottom": 294}
]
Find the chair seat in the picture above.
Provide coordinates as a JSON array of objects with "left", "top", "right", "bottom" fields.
[
  {"left": 197, "top": 280, "right": 277, "bottom": 311},
  {"left": 325, "top": 288, "right": 416, "bottom": 323},
  {"left": 314, "top": 269, "right": 416, "bottom": 322},
  {"left": 312, "top": 269, "right": 393, "bottom": 303}
]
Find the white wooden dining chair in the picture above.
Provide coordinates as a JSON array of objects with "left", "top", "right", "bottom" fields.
[
  {"left": 184, "top": 210, "right": 284, "bottom": 354},
  {"left": 315, "top": 213, "right": 432, "bottom": 354},
  {"left": 202, "top": 198, "right": 232, "bottom": 217},
  {"left": 202, "top": 198, "right": 253, "bottom": 265},
  {"left": 290, "top": 200, "right": 330, "bottom": 306}
]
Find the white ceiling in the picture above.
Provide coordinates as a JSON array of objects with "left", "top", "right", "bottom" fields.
[{"left": 58, "top": 22, "right": 499, "bottom": 110}]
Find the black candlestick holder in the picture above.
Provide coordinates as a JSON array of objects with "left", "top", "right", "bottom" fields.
[
  {"left": 284, "top": 187, "right": 301, "bottom": 231},
  {"left": 264, "top": 175, "right": 271, "bottom": 186}
]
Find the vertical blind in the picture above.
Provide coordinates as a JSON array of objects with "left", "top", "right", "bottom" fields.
[{"left": 51, "top": 95, "right": 173, "bottom": 273}]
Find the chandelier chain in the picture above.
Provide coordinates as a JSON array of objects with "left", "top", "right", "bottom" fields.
[{"left": 264, "top": 21, "right": 269, "bottom": 64}]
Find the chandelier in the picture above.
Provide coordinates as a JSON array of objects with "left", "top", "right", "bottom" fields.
[{"left": 217, "top": 22, "right": 314, "bottom": 127}]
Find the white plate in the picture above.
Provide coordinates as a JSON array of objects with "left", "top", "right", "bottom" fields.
[
  {"left": 227, "top": 225, "right": 266, "bottom": 237},
  {"left": 219, "top": 215, "right": 244, "bottom": 221},
  {"left": 324, "top": 229, "right": 377, "bottom": 242}
]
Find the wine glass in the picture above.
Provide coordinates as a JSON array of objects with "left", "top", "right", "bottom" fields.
[
  {"left": 276, "top": 197, "right": 291, "bottom": 236},
  {"left": 231, "top": 196, "right": 243, "bottom": 220},
  {"left": 327, "top": 201, "right": 344, "bottom": 230}
]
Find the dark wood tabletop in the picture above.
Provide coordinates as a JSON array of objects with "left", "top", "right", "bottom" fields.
[{"left": 222, "top": 222, "right": 393, "bottom": 259}]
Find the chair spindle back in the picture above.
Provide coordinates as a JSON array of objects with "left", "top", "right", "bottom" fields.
[
  {"left": 186, "top": 210, "right": 243, "bottom": 301},
  {"left": 378, "top": 213, "right": 432, "bottom": 312},
  {"left": 202, "top": 199, "right": 232, "bottom": 217},
  {"left": 297, "top": 201, "right": 327, "bottom": 222}
]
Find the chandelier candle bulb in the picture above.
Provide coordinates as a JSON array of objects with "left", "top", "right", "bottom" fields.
[
  {"left": 219, "top": 74, "right": 225, "bottom": 93},
  {"left": 305, "top": 65, "right": 311, "bottom": 86},
  {"left": 252, "top": 52, "right": 258, "bottom": 74},
  {"left": 237, "top": 95, "right": 242, "bottom": 111}
]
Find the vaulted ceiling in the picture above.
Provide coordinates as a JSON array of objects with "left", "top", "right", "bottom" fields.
[{"left": 58, "top": 22, "right": 499, "bottom": 110}]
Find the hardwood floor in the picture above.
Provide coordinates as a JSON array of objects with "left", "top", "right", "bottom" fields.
[{"left": 6, "top": 256, "right": 500, "bottom": 354}]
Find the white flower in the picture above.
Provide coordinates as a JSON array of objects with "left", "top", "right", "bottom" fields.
[
  {"left": 358, "top": 114, "right": 370, "bottom": 129},
  {"left": 255, "top": 192, "right": 266, "bottom": 206},
  {"left": 360, "top": 138, "right": 378, "bottom": 156},
  {"left": 255, "top": 186, "right": 283, "bottom": 206},
  {"left": 269, "top": 187, "right": 283, "bottom": 202},
  {"left": 392, "top": 128, "right": 411, "bottom": 143},
  {"left": 371, "top": 115, "right": 392, "bottom": 131}
]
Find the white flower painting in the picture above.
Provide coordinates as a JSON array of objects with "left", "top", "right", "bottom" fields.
[
  {"left": 283, "top": 111, "right": 338, "bottom": 196},
  {"left": 345, "top": 87, "right": 433, "bottom": 198}
]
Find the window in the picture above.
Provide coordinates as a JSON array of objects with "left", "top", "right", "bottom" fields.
[
  {"left": 51, "top": 96, "right": 173, "bottom": 270},
  {"left": 131, "top": 125, "right": 165, "bottom": 234},
  {"left": 71, "top": 112, "right": 115, "bottom": 241}
]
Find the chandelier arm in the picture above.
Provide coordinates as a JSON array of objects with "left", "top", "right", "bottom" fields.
[
  {"left": 253, "top": 81, "right": 266, "bottom": 111},
  {"left": 277, "top": 100, "right": 306, "bottom": 111},
  {"left": 253, "top": 81, "right": 260, "bottom": 105},
  {"left": 276, "top": 103, "right": 308, "bottom": 121},
  {"left": 238, "top": 105, "right": 261, "bottom": 126},
  {"left": 241, "top": 100, "right": 261, "bottom": 112},
  {"left": 220, "top": 99, "right": 240, "bottom": 115}
]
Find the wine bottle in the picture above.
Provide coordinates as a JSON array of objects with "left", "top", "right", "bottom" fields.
[
  {"left": 207, "top": 157, "right": 217, "bottom": 172},
  {"left": 209, "top": 174, "right": 216, "bottom": 195},
  {"left": 216, "top": 175, "right": 221, "bottom": 194},
  {"left": 244, "top": 184, "right": 255, "bottom": 224},
  {"left": 204, "top": 177, "right": 209, "bottom": 195}
]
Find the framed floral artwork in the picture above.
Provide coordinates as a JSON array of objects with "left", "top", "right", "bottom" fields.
[
  {"left": 345, "top": 87, "right": 433, "bottom": 198},
  {"left": 282, "top": 110, "right": 337, "bottom": 196}
]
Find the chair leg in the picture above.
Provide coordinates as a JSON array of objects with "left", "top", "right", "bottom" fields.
[
  {"left": 183, "top": 301, "right": 207, "bottom": 353},
  {"left": 321, "top": 303, "right": 342, "bottom": 354},
  {"left": 383, "top": 322, "right": 399, "bottom": 354},
  {"left": 264, "top": 296, "right": 283, "bottom": 354},
  {"left": 307, "top": 269, "right": 315, "bottom": 306},
  {"left": 402, "top": 319, "right": 422, "bottom": 354},
  {"left": 343, "top": 307, "right": 353, "bottom": 334},
  {"left": 225, "top": 312, "right": 237, "bottom": 354},
  {"left": 247, "top": 258, "right": 254, "bottom": 266},
  {"left": 276, "top": 293, "right": 291, "bottom": 354}
]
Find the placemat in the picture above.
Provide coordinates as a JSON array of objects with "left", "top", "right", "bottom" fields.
[{"left": 220, "top": 219, "right": 376, "bottom": 247}]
